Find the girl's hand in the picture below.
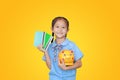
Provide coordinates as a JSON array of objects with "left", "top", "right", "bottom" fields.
[
  {"left": 37, "top": 44, "right": 51, "bottom": 69},
  {"left": 37, "top": 44, "right": 46, "bottom": 53},
  {"left": 58, "top": 59, "right": 67, "bottom": 70}
]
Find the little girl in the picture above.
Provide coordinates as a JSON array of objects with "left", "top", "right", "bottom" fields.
[{"left": 37, "top": 16, "right": 83, "bottom": 80}]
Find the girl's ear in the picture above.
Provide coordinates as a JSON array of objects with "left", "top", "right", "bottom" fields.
[{"left": 67, "top": 28, "right": 69, "bottom": 32}]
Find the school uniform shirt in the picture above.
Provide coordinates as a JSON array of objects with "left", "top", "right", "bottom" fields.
[{"left": 42, "top": 38, "right": 83, "bottom": 80}]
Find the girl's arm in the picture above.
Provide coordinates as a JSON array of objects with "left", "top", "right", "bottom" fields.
[
  {"left": 58, "top": 59, "right": 82, "bottom": 70},
  {"left": 37, "top": 45, "right": 51, "bottom": 69},
  {"left": 43, "top": 51, "right": 51, "bottom": 69}
]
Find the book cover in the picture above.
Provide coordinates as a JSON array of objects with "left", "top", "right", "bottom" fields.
[{"left": 34, "top": 31, "right": 44, "bottom": 46}]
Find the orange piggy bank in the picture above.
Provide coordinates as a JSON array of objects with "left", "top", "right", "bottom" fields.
[{"left": 59, "top": 50, "right": 74, "bottom": 66}]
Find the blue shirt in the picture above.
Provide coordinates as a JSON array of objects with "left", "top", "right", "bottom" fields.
[{"left": 43, "top": 38, "right": 83, "bottom": 80}]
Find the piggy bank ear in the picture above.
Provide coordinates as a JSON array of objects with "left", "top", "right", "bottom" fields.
[
  {"left": 62, "top": 50, "right": 64, "bottom": 53},
  {"left": 71, "top": 50, "right": 73, "bottom": 53}
]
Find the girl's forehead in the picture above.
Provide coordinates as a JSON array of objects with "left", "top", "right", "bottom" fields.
[{"left": 55, "top": 20, "right": 67, "bottom": 25}]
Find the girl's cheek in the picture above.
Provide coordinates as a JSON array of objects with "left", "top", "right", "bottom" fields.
[{"left": 64, "top": 29, "right": 68, "bottom": 32}]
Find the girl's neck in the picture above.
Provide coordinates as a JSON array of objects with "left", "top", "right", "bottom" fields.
[{"left": 56, "top": 37, "right": 66, "bottom": 44}]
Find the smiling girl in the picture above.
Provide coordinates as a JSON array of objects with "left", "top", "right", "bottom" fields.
[{"left": 37, "top": 16, "right": 83, "bottom": 80}]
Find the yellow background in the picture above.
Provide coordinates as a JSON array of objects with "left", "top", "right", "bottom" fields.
[{"left": 0, "top": 0, "right": 120, "bottom": 80}]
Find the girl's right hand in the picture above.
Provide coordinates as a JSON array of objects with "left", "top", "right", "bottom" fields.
[{"left": 37, "top": 44, "right": 46, "bottom": 53}]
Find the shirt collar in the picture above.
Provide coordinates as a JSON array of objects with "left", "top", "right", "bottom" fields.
[{"left": 52, "top": 38, "right": 69, "bottom": 47}]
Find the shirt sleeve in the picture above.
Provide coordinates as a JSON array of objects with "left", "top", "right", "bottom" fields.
[
  {"left": 42, "top": 55, "right": 46, "bottom": 61},
  {"left": 73, "top": 43, "right": 83, "bottom": 61}
]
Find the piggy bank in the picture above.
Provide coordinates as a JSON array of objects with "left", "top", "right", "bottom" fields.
[{"left": 58, "top": 50, "right": 74, "bottom": 66}]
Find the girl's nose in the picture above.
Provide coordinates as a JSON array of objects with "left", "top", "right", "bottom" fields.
[{"left": 58, "top": 27, "right": 62, "bottom": 31}]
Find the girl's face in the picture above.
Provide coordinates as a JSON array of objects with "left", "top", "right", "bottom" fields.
[{"left": 52, "top": 19, "right": 68, "bottom": 39}]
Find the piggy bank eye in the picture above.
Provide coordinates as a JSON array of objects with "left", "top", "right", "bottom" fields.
[{"left": 64, "top": 54, "right": 66, "bottom": 56}]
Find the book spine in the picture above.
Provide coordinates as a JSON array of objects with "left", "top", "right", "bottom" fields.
[{"left": 45, "top": 36, "right": 53, "bottom": 50}]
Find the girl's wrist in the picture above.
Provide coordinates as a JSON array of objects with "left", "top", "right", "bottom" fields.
[
  {"left": 65, "top": 66, "right": 69, "bottom": 70},
  {"left": 44, "top": 51, "right": 48, "bottom": 55},
  {"left": 40, "top": 48, "right": 46, "bottom": 53}
]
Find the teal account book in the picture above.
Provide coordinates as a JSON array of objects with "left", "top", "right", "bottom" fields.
[
  {"left": 34, "top": 31, "right": 53, "bottom": 50},
  {"left": 34, "top": 31, "right": 44, "bottom": 47}
]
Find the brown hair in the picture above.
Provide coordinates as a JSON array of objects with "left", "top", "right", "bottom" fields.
[{"left": 51, "top": 16, "right": 69, "bottom": 43}]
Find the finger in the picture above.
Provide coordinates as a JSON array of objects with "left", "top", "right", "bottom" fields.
[
  {"left": 39, "top": 44, "right": 43, "bottom": 48},
  {"left": 58, "top": 59, "right": 61, "bottom": 65},
  {"left": 62, "top": 59, "right": 64, "bottom": 64}
]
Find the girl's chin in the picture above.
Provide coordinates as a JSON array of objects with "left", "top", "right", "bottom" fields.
[{"left": 56, "top": 36, "right": 66, "bottom": 39}]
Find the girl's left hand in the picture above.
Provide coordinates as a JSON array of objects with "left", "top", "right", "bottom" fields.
[{"left": 58, "top": 59, "right": 67, "bottom": 70}]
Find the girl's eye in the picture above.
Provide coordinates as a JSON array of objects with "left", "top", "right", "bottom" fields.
[
  {"left": 56, "top": 26, "right": 59, "bottom": 28},
  {"left": 62, "top": 27, "right": 65, "bottom": 28}
]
